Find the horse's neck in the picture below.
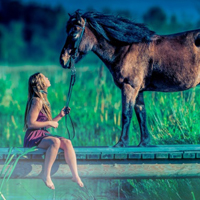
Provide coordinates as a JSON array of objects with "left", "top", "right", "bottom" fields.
[{"left": 92, "top": 39, "right": 117, "bottom": 65}]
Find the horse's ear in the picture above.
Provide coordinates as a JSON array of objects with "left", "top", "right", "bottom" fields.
[
  {"left": 76, "top": 11, "right": 82, "bottom": 24},
  {"left": 68, "top": 13, "right": 72, "bottom": 17}
]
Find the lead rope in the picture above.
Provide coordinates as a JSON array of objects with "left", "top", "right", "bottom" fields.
[
  {"left": 64, "top": 19, "right": 86, "bottom": 140},
  {"left": 64, "top": 57, "right": 76, "bottom": 140}
]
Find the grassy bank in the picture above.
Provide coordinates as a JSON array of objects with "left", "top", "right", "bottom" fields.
[{"left": 0, "top": 64, "right": 200, "bottom": 147}]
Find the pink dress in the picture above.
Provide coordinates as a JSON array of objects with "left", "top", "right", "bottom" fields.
[{"left": 23, "top": 111, "right": 62, "bottom": 147}]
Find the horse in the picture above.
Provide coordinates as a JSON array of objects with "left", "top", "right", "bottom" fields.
[{"left": 60, "top": 10, "right": 200, "bottom": 147}]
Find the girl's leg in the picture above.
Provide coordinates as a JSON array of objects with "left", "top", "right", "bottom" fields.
[
  {"left": 59, "top": 138, "right": 84, "bottom": 187},
  {"left": 37, "top": 136, "right": 61, "bottom": 190}
]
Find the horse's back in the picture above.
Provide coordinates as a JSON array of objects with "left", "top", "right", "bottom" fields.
[
  {"left": 145, "top": 29, "right": 200, "bottom": 92},
  {"left": 152, "top": 29, "right": 200, "bottom": 47}
]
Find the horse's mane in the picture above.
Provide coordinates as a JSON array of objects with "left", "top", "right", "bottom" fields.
[{"left": 78, "top": 11, "right": 155, "bottom": 44}]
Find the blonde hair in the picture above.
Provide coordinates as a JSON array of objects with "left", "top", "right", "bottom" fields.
[{"left": 24, "top": 72, "right": 52, "bottom": 130}]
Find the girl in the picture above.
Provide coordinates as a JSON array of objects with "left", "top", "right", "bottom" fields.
[{"left": 23, "top": 72, "right": 84, "bottom": 189}]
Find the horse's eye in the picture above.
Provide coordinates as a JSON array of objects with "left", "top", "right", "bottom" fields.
[
  {"left": 67, "top": 30, "right": 79, "bottom": 40},
  {"left": 72, "top": 32, "right": 79, "bottom": 39}
]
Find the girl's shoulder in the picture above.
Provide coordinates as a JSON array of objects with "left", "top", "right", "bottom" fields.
[{"left": 31, "top": 97, "right": 43, "bottom": 108}]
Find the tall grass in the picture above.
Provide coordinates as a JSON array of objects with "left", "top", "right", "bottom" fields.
[{"left": 0, "top": 64, "right": 200, "bottom": 147}]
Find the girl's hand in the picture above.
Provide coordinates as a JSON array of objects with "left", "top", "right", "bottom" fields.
[
  {"left": 60, "top": 106, "right": 71, "bottom": 117},
  {"left": 49, "top": 121, "right": 59, "bottom": 128}
]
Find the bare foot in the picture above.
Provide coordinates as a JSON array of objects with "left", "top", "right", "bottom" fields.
[
  {"left": 72, "top": 176, "right": 84, "bottom": 187},
  {"left": 42, "top": 175, "right": 55, "bottom": 190}
]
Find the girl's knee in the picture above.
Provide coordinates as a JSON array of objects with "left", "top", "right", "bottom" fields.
[
  {"left": 60, "top": 138, "right": 72, "bottom": 148},
  {"left": 38, "top": 137, "right": 61, "bottom": 149},
  {"left": 51, "top": 138, "right": 61, "bottom": 148}
]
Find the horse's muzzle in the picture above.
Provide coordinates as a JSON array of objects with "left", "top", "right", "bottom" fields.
[{"left": 60, "top": 57, "right": 70, "bottom": 69}]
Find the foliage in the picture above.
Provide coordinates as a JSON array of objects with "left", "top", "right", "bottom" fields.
[
  {"left": 143, "top": 7, "right": 167, "bottom": 32},
  {"left": 0, "top": 1, "right": 200, "bottom": 65},
  {"left": 143, "top": 6, "right": 200, "bottom": 34},
  {"left": 0, "top": 0, "right": 68, "bottom": 65}
]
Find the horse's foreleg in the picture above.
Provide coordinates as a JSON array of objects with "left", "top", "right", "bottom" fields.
[
  {"left": 134, "top": 92, "right": 150, "bottom": 147},
  {"left": 114, "top": 83, "right": 139, "bottom": 147}
]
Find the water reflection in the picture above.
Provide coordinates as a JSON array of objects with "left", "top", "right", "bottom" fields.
[
  {"left": 2, "top": 178, "right": 200, "bottom": 200},
  {"left": 3, "top": 179, "right": 119, "bottom": 200}
]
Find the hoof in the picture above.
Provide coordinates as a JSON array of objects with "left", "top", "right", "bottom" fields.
[
  {"left": 138, "top": 142, "right": 149, "bottom": 147},
  {"left": 138, "top": 137, "right": 150, "bottom": 147},
  {"left": 113, "top": 141, "right": 128, "bottom": 148}
]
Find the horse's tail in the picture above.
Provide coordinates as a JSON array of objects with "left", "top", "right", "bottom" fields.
[{"left": 195, "top": 33, "right": 200, "bottom": 47}]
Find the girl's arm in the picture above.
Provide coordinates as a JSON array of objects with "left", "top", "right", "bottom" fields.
[
  {"left": 27, "top": 97, "right": 58, "bottom": 129},
  {"left": 52, "top": 106, "right": 71, "bottom": 122}
]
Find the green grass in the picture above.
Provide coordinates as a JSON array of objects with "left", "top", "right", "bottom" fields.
[
  {"left": 1, "top": 64, "right": 200, "bottom": 200},
  {"left": 0, "top": 64, "right": 200, "bottom": 147}
]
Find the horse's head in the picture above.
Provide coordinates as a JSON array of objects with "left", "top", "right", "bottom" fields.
[{"left": 60, "top": 11, "right": 92, "bottom": 69}]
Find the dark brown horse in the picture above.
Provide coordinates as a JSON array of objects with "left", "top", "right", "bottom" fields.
[{"left": 60, "top": 10, "right": 200, "bottom": 147}]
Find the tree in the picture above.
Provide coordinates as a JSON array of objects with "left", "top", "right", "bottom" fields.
[{"left": 143, "top": 7, "right": 167, "bottom": 33}]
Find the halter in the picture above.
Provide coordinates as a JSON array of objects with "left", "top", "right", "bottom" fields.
[
  {"left": 64, "top": 18, "right": 86, "bottom": 139},
  {"left": 71, "top": 18, "right": 87, "bottom": 60}
]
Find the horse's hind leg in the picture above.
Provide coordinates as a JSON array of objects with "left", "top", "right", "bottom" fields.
[
  {"left": 134, "top": 92, "right": 150, "bottom": 147},
  {"left": 114, "top": 83, "right": 139, "bottom": 147}
]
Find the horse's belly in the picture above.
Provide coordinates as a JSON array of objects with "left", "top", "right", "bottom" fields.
[{"left": 145, "top": 70, "right": 199, "bottom": 92}]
